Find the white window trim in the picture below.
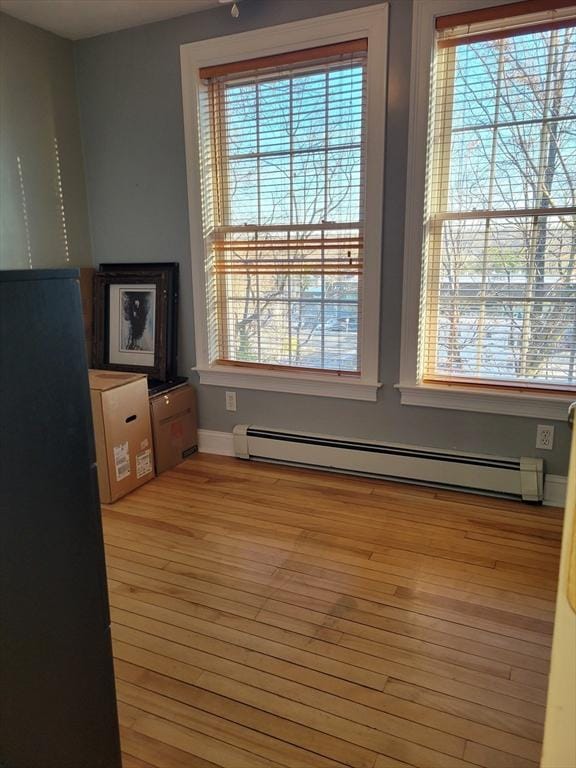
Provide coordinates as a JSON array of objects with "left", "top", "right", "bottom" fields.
[
  {"left": 398, "top": 0, "right": 576, "bottom": 420},
  {"left": 180, "top": 5, "right": 388, "bottom": 402}
]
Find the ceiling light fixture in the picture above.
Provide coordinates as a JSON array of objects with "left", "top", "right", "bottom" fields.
[{"left": 218, "top": 0, "right": 240, "bottom": 18}]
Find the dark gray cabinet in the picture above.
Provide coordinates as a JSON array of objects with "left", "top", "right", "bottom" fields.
[{"left": 0, "top": 269, "right": 121, "bottom": 768}]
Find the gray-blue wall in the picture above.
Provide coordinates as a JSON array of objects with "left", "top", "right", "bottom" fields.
[
  {"left": 74, "top": 0, "right": 572, "bottom": 475},
  {"left": 0, "top": 12, "right": 91, "bottom": 268}
]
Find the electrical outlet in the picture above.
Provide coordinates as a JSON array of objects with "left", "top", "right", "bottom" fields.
[
  {"left": 536, "top": 424, "right": 554, "bottom": 450},
  {"left": 225, "top": 390, "right": 237, "bottom": 412}
]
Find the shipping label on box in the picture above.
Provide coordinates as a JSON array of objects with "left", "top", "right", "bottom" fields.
[
  {"left": 136, "top": 449, "right": 153, "bottom": 479},
  {"left": 113, "top": 441, "right": 130, "bottom": 481}
]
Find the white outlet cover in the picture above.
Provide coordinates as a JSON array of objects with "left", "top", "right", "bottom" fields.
[
  {"left": 536, "top": 424, "right": 554, "bottom": 450},
  {"left": 225, "top": 391, "right": 237, "bottom": 411}
]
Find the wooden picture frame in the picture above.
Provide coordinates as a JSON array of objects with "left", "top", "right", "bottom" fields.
[{"left": 93, "top": 264, "right": 178, "bottom": 382}]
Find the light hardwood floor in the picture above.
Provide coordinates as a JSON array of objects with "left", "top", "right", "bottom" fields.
[{"left": 102, "top": 453, "right": 563, "bottom": 768}]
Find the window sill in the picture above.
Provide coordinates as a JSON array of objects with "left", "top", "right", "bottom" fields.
[
  {"left": 196, "top": 366, "right": 381, "bottom": 401},
  {"left": 396, "top": 384, "right": 576, "bottom": 421},
  {"left": 397, "top": 383, "right": 573, "bottom": 421}
]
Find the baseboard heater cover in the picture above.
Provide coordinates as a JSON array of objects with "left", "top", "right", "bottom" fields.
[{"left": 233, "top": 425, "right": 544, "bottom": 502}]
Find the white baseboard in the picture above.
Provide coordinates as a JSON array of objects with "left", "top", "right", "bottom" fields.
[
  {"left": 197, "top": 428, "right": 567, "bottom": 508},
  {"left": 198, "top": 429, "right": 235, "bottom": 456},
  {"left": 543, "top": 474, "right": 568, "bottom": 508}
]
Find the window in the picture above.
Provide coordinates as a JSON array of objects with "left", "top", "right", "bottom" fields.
[
  {"left": 400, "top": 0, "right": 576, "bottom": 418},
  {"left": 180, "top": 7, "right": 387, "bottom": 400},
  {"left": 199, "top": 42, "right": 366, "bottom": 374},
  {"left": 425, "top": 4, "right": 576, "bottom": 389}
]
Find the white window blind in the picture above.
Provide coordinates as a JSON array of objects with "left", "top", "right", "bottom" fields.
[
  {"left": 198, "top": 41, "right": 367, "bottom": 374},
  {"left": 420, "top": 3, "right": 576, "bottom": 391}
]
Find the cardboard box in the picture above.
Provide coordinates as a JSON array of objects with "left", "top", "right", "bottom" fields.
[
  {"left": 89, "top": 370, "right": 155, "bottom": 503},
  {"left": 149, "top": 384, "right": 198, "bottom": 475}
]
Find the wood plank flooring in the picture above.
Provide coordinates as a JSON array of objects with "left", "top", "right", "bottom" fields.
[{"left": 101, "top": 453, "right": 563, "bottom": 768}]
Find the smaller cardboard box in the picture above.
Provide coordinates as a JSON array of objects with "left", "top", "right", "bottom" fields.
[
  {"left": 150, "top": 384, "right": 198, "bottom": 475},
  {"left": 89, "top": 370, "right": 155, "bottom": 503}
]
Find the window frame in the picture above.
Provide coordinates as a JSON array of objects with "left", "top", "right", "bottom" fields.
[
  {"left": 399, "top": 0, "right": 576, "bottom": 419},
  {"left": 180, "top": 5, "right": 388, "bottom": 402}
]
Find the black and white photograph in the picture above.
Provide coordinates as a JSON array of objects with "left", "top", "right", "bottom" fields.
[
  {"left": 108, "top": 283, "right": 156, "bottom": 368},
  {"left": 119, "top": 287, "right": 155, "bottom": 353}
]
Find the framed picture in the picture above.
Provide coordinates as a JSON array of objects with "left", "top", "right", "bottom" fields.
[{"left": 93, "top": 264, "right": 178, "bottom": 382}]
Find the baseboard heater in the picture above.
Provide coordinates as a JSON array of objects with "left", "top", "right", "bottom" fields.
[{"left": 233, "top": 425, "right": 544, "bottom": 502}]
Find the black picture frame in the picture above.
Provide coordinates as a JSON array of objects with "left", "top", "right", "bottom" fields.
[{"left": 93, "top": 263, "right": 178, "bottom": 382}]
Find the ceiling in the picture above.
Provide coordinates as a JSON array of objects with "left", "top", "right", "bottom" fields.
[{"left": 0, "top": 0, "right": 225, "bottom": 39}]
